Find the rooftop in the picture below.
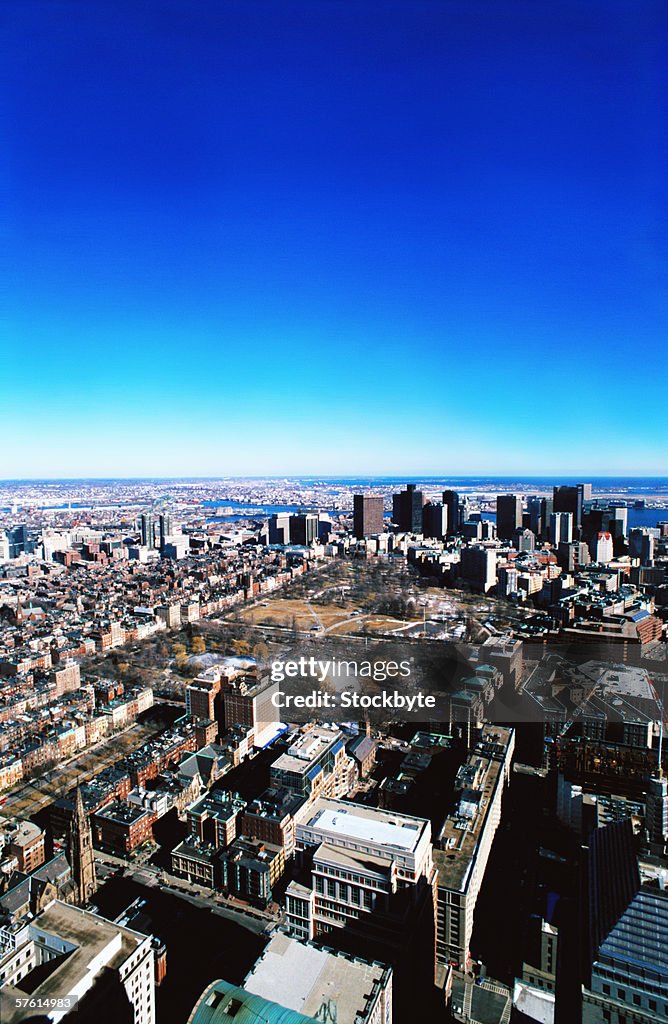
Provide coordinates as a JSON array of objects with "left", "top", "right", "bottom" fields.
[
  {"left": 0, "top": 900, "right": 147, "bottom": 1024},
  {"left": 1, "top": 818, "right": 43, "bottom": 848},
  {"left": 244, "top": 932, "right": 391, "bottom": 1024},
  {"left": 435, "top": 745, "right": 509, "bottom": 893},
  {"left": 95, "top": 800, "right": 151, "bottom": 825},
  {"left": 271, "top": 726, "right": 342, "bottom": 776},
  {"left": 299, "top": 797, "right": 429, "bottom": 855},
  {"left": 188, "top": 979, "right": 318, "bottom": 1024},
  {"left": 451, "top": 973, "right": 512, "bottom": 1024},
  {"left": 578, "top": 661, "right": 655, "bottom": 701}
]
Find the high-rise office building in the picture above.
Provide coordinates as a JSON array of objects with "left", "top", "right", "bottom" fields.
[
  {"left": 582, "top": 820, "right": 668, "bottom": 1024},
  {"left": 480, "top": 519, "right": 496, "bottom": 541},
  {"left": 392, "top": 484, "right": 425, "bottom": 532},
  {"left": 158, "top": 511, "right": 173, "bottom": 548},
  {"left": 528, "top": 496, "right": 554, "bottom": 540},
  {"left": 6, "top": 525, "right": 29, "bottom": 559},
  {"left": 605, "top": 504, "right": 628, "bottom": 539},
  {"left": 646, "top": 774, "right": 668, "bottom": 851},
  {"left": 557, "top": 540, "right": 591, "bottom": 573},
  {"left": 553, "top": 483, "right": 591, "bottom": 531},
  {"left": 422, "top": 501, "right": 448, "bottom": 540},
  {"left": 590, "top": 532, "right": 614, "bottom": 564},
  {"left": 496, "top": 495, "right": 523, "bottom": 540},
  {"left": 527, "top": 496, "right": 544, "bottom": 537},
  {"left": 223, "top": 677, "right": 281, "bottom": 749},
  {"left": 442, "top": 490, "right": 460, "bottom": 537},
  {"left": 291, "top": 514, "right": 319, "bottom": 546},
  {"left": 434, "top": 727, "right": 515, "bottom": 969},
  {"left": 268, "top": 513, "right": 291, "bottom": 545},
  {"left": 629, "top": 528, "right": 655, "bottom": 564},
  {"left": 140, "top": 512, "right": 156, "bottom": 548},
  {"left": 460, "top": 545, "right": 497, "bottom": 592},
  {"left": 497, "top": 565, "right": 519, "bottom": 597},
  {"left": 550, "top": 511, "right": 573, "bottom": 546},
  {"left": 514, "top": 527, "right": 536, "bottom": 552},
  {"left": 353, "top": 494, "right": 385, "bottom": 539}
]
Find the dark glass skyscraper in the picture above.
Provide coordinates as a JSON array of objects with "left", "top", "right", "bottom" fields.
[
  {"left": 290, "top": 513, "right": 319, "bottom": 546},
  {"left": 442, "top": 490, "right": 460, "bottom": 537},
  {"left": 392, "top": 484, "right": 425, "bottom": 532},
  {"left": 553, "top": 483, "right": 591, "bottom": 531},
  {"left": 496, "top": 494, "right": 523, "bottom": 540},
  {"left": 139, "top": 513, "right": 155, "bottom": 548},
  {"left": 582, "top": 820, "right": 667, "bottom": 1024},
  {"left": 158, "top": 512, "right": 173, "bottom": 548}
]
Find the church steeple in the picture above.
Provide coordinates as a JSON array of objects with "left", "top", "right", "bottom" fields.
[{"left": 69, "top": 785, "right": 97, "bottom": 905}]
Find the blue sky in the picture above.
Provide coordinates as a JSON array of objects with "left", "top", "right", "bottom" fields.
[{"left": 3, "top": 0, "right": 667, "bottom": 477}]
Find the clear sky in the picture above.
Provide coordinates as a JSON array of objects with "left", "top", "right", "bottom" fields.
[{"left": 3, "top": 0, "right": 667, "bottom": 478}]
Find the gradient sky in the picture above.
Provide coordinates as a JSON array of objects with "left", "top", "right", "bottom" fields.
[{"left": 3, "top": 0, "right": 667, "bottom": 477}]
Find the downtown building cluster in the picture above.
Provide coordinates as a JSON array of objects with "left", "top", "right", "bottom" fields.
[{"left": 349, "top": 482, "right": 667, "bottom": 652}]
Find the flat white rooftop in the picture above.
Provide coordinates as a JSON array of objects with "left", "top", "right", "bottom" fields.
[
  {"left": 244, "top": 932, "right": 389, "bottom": 1024},
  {"left": 302, "top": 799, "right": 428, "bottom": 854}
]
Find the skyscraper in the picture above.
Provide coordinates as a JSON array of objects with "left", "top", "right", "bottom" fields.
[
  {"left": 460, "top": 545, "right": 497, "bottom": 592},
  {"left": 290, "top": 513, "right": 319, "bottom": 546},
  {"left": 646, "top": 774, "right": 668, "bottom": 851},
  {"left": 158, "top": 511, "right": 173, "bottom": 548},
  {"left": 496, "top": 494, "right": 523, "bottom": 540},
  {"left": 550, "top": 511, "right": 573, "bottom": 546},
  {"left": 605, "top": 504, "right": 628, "bottom": 539},
  {"left": 553, "top": 483, "right": 591, "bottom": 531},
  {"left": 528, "top": 496, "right": 553, "bottom": 539},
  {"left": 629, "top": 528, "right": 655, "bottom": 564},
  {"left": 583, "top": 820, "right": 668, "bottom": 1024},
  {"left": 7, "top": 525, "right": 30, "bottom": 559},
  {"left": 442, "top": 490, "right": 460, "bottom": 537},
  {"left": 590, "top": 532, "right": 614, "bottom": 564},
  {"left": 69, "top": 785, "right": 97, "bottom": 905},
  {"left": 353, "top": 494, "right": 385, "bottom": 539},
  {"left": 268, "top": 513, "right": 291, "bottom": 544},
  {"left": 140, "top": 512, "right": 156, "bottom": 548},
  {"left": 422, "top": 501, "right": 448, "bottom": 540},
  {"left": 392, "top": 484, "right": 425, "bottom": 532},
  {"left": 514, "top": 527, "right": 536, "bottom": 552}
]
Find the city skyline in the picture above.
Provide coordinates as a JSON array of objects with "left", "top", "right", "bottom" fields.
[
  {"left": 5, "top": 0, "right": 667, "bottom": 477},
  {"left": 2, "top": 473, "right": 668, "bottom": 485}
]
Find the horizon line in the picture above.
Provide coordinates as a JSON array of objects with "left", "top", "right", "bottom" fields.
[{"left": 2, "top": 474, "right": 668, "bottom": 484}]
